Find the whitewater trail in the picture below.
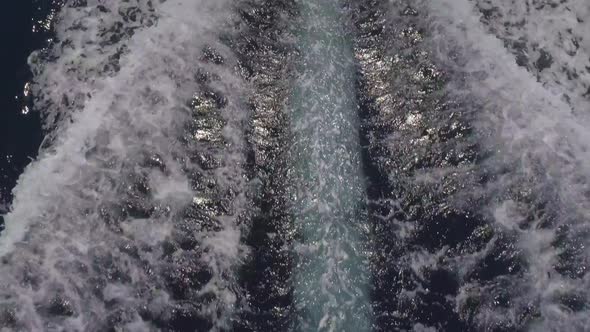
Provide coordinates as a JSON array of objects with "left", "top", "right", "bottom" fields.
[{"left": 288, "top": 0, "right": 372, "bottom": 331}]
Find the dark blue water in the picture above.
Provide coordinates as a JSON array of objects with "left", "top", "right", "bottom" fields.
[{"left": 0, "top": 0, "right": 47, "bottom": 213}]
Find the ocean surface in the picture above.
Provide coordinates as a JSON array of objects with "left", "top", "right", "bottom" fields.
[
  {"left": 1, "top": 0, "right": 589, "bottom": 331},
  {"left": 0, "top": 0, "right": 49, "bottom": 214}
]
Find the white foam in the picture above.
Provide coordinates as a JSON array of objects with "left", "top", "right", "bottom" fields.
[
  {"left": 472, "top": 0, "right": 590, "bottom": 113},
  {"left": 0, "top": 0, "right": 250, "bottom": 329},
  {"left": 426, "top": 0, "right": 590, "bottom": 203},
  {"left": 422, "top": 0, "right": 590, "bottom": 329}
]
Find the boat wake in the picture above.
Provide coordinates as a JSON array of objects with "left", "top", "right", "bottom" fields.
[{"left": 1, "top": 0, "right": 589, "bottom": 331}]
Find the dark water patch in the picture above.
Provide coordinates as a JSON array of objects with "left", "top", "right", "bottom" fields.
[
  {"left": 0, "top": 0, "right": 60, "bottom": 212},
  {"left": 465, "top": 231, "right": 525, "bottom": 282},
  {"left": 230, "top": 1, "right": 299, "bottom": 330},
  {"left": 553, "top": 224, "right": 590, "bottom": 279}
]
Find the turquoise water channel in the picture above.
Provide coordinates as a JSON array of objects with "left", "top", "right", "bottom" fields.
[{"left": 288, "top": 1, "right": 373, "bottom": 331}]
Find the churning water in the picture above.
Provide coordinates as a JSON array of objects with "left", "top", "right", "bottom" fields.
[
  {"left": 1, "top": 0, "right": 589, "bottom": 331},
  {"left": 288, "top": 0, "right": 371, "bottom": 330}
]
